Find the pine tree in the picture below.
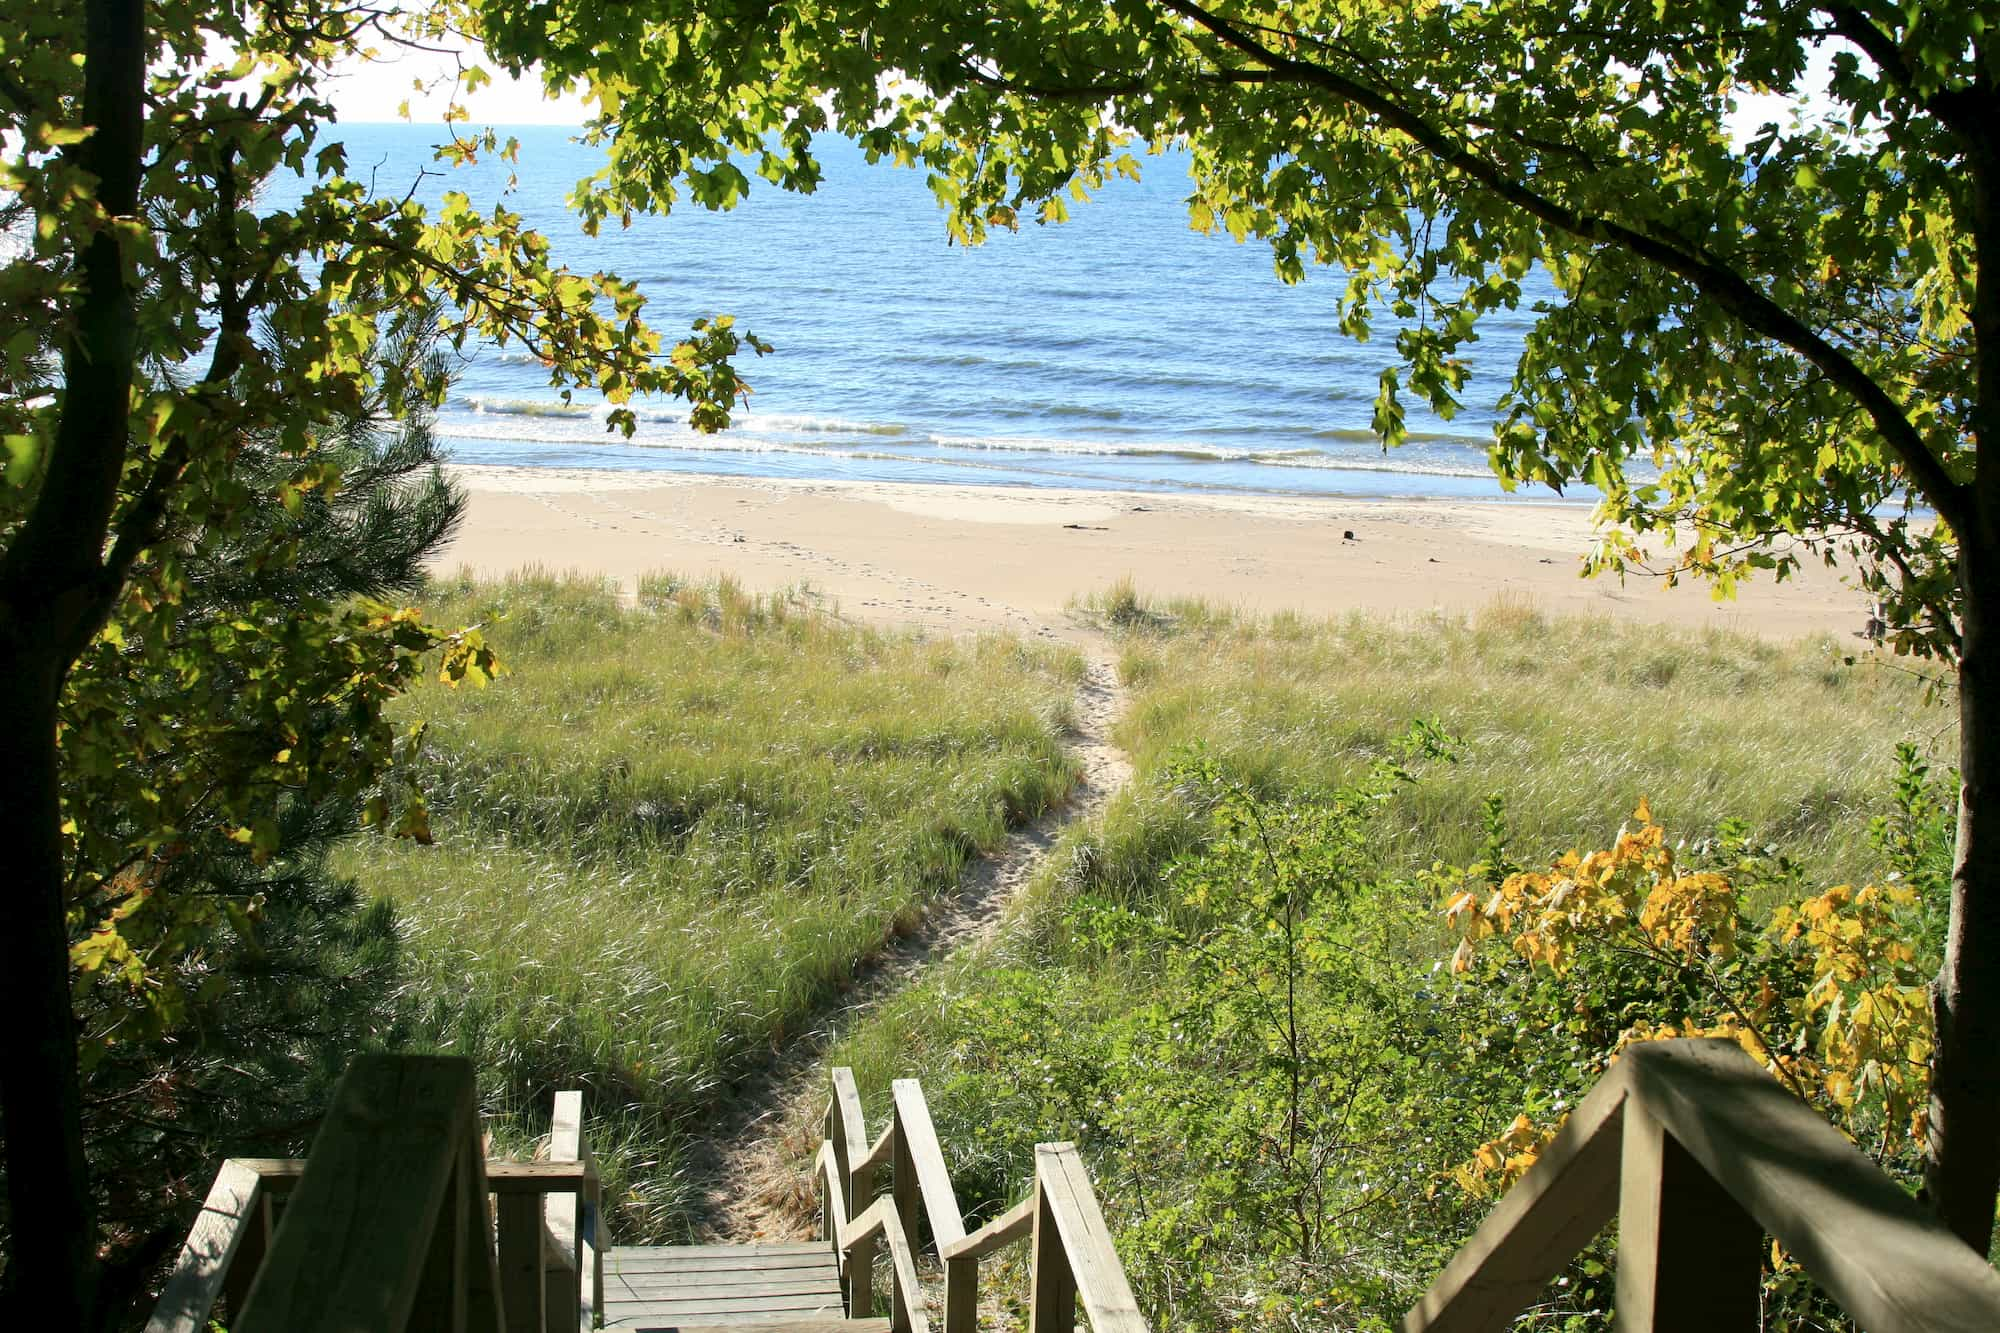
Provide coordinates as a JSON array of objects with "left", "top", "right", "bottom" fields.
[{"left": 58, "top": 305, "right": 468, "bottom": 1318}]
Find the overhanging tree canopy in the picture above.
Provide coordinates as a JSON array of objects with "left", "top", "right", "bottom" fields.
[
  {"left": 464, "top": 0, "right": 2000, "bottom": 1249},
  {"left": 0, "top": 1, "right": 761, "bottom": 1323}
]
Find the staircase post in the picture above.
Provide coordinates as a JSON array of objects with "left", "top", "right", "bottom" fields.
[
  {"left": 1028, "top": 1172, "right": 1076, "bottom": 1333},
  {"left": 1614, "top": 1103, "right": 1761, "bottom": 1330}
]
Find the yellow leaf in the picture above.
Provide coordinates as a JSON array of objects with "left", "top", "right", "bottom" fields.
[{"left": 1450, "top": 937, "right": 1476, "bottom": 975}]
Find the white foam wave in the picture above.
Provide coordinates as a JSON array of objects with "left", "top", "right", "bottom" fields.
[
  {"left": 924, "top": 433, "right": 1284, "bottom": 461},
  {"left": 741, "top": 413, "right": 910, "bottom": 437},
  {"left": 460, "top": 395, "right": 600, "bottom": 419}
]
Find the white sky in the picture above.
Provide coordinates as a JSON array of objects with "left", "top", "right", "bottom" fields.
[
  {"left": 322, "top": 34, "right": 1837, "bottom": 140},
  {"left": 324, "top": 37, "right": 589, "bottom": 125}
]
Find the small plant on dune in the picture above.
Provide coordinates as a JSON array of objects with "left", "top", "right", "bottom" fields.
[
  {"left": 1097, "top": 576, "right": 1157, "bottom": 630},
  {"left": 920, "top": 724, "right": 1510, "bottom": 1330},
  {"left": 1072, "top": 577, "right": 1226, "bottom": 635}
]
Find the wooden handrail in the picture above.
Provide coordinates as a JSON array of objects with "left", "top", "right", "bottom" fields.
[
  {"left": 821, "top": 1067, "right": 1148, "bottom": 1333},
  {"left": 824, "top": 1068, "right": 879, "bottom": 1319},
  {"left": 857, "top": 1119, "right": 898, "bottom": 1175},
  {"left": 887, "top": 1078, "right": 974, "bottom": 1330},
  {"left": 212, "top": 1157, "right": 594, "bottom": 1193},
  {"left": 1400, "top": 1057, "right": 1628, "bottom": 1332},
  {"left": 831, "top": 1066, "right": 870, "bottom": 1189},
  {"left": 892, "top": 1078, "right": 967, "bottom": 1251},
  {"left": 816, "top": 1141, "right": 932, "bottom": 1333},
  {"left": 1403, "top": 1038, "right": 2000, "bottom": 1332},
  {"left": 540, "top": 1088, "right": 604, "bottom": 1332},
  {"left": 144, "top": 1161, "right": 271, "bottom": 1333},
  {"left": 146, "top": 1064, "right": 602, "bottom": 1333},
  {"left": 1031, "top": 1144, "right": 1146, "bottom": 1333},
  {"left": 847, "top": 1197, "right": 935, "bottom": 1333}
]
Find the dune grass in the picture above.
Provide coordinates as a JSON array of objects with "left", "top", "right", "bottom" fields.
[
  {"left": 1063, "top": 585, "right": 1945, "bottom": 899},
  {"left": 335, "top": 571, "right": 1082, "bottom": 1237},
  {"left": 340, "top": 570, "right": 1942, "bottom": 1271}
]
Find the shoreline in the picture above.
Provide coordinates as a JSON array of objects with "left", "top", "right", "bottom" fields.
[{"left": 432, "top": 463, "right": 1870, "bottom": 642}]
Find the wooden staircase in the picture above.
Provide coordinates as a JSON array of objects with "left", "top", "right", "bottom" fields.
[
  {"left": 148, "top": 1040, "right": 2000, "bottom": 1332},
  {"left": 143, "top": 1055, "right": 1141, "bottom": 1333}
]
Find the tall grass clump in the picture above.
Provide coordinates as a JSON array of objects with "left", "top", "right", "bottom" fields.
[
  {"left": 1082, "top": 586, "right": 1942, "bottom": 896},
  {"left": 336, "top": 570, "right": 1082, "bottom": 1238}
]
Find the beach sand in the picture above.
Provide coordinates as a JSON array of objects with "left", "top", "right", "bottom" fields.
[{"left": 435, "top": 464, "right": 1870, "bottom": 642}]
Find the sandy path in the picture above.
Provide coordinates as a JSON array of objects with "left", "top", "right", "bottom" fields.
[{"left": 681, "top": 644, "right": 1132, "bottom": 1242}]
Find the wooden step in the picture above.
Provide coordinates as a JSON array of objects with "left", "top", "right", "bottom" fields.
[
  {"left": 613, "top": 1323, "right": 890, "bottom": 1333},
  {"left": 603, "top": 1243, "right": 864, "bottom": 1330}
]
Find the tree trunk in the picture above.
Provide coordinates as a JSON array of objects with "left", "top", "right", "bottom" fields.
[
  {"left": 1930, "top": 98, "right": 2000, "bottom": 1256},
  {"left": 0, "top": 642, "right": 99, "bottom": 1329},
  {"left": 0, "top": 0, "right": 146, "bottom": 1323},
  {"left": 1932, "top": 544, "right": 2000, "bottom": 1256}
]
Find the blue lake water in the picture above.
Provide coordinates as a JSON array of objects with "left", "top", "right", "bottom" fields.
[{"left": 295, "top": 123, "right": 1576, "bottom": 503}]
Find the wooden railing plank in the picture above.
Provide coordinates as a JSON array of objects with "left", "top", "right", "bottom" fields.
[
  {"left": 842, "top": 1198, "right": 932, "bottom": 1333},
  {"left": 891, "top": 1079, "right": 967, "bottom": 1251},
  {"left": 940, "top": 1193, "right": 1037, "bottom": 1262},
  {"left": 1622, "top": 1039, "right": 2000, "bottom": 1333},
  {"left": 819, "top": 1147, "right": 933, "bottom": 1333},
  {"left": 814, "top": 1142, "right": 849, "bottom": 1246},
  {"left": 943, "top": 1255, "right": 978, "bottom": 1333},
  {"left": 411, "top": 1134, "right": 470, "bottom": 1332},
  {"left": 857, "top": 1121, "right": 897, "bottom": 1176},
  {"left": 831, "top": 1069, "right": 877, "bottom": 1319},
  {"left": 1035, "top": 1144, "right": 1144, "bottom": 1333},
  {"left": 581, "top": 1135, "right": 604, "bottom": 1328},
  {"left": 220, "top": 1191, "right": 274, "bottom": 1322},
  {"left": 835, "top": 1069, "right": 877, "bottom": 1274},
  {"left": 460, "top": 1133, "right": 509, "bottom": 1333},
  {"left": 225, "top": 1157, "right": 588, "bottom": 1193},
  {"left": 144, "top": 1160, "right": 266, "bottom": 1333},
  {"left": 1028, "top": 1173, "right": 1077, "bottom": 1333},
  {"left": 237, "top": 1055, "right": 479, "bottom": 1333},
  {"left": 892, "top": 1114, "right": 919, "bottom": 1271},
  {"left": 818, "top": 1140, "right": 871, "bottom": 1318},
  {"left": 831, "top": 1067, "right": 869, "bottom": 1182},
  {"left": 1399, "top": 1063, "right": 1628, "bottom": 1333},
  {"left": 818, "top": 1112, "right": 842, "bottom": 1270}
]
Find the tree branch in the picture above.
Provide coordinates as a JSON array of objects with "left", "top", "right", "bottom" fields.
[
  {"left": 1816, "top": 4, "right": 1990, "bottom": 140},
  {"left": 0, "top": 0, "right": 147, "bottom": 658},
  {"left": 102, "top": 141, "right": 259, "bottom": 608},
  {"left": 1152, "top": 0, "right": 1976, "bottom": 535},
  {"left": 958, "top": 60, "right": 1269, "bottom": 101},
  {"left": 1816, "top": 3, "right": 1914, "bottom": 85}
]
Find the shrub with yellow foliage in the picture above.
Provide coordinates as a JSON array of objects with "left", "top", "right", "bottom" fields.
[{"left": 1443, "top": 795, "right": 1937, "bottom": 1199}]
